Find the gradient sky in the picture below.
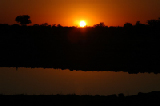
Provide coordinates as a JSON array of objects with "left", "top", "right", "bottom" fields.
[{"left": 0, "top": 0, "right": 160, "bottom": 26}]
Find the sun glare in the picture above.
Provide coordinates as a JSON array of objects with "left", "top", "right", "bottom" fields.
[{"left": 80, "top": 21, "right": 86, "bottom": 27}]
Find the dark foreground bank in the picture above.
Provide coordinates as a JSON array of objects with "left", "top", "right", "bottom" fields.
[
  {"left": 1, "top": 91, "right": 160, "bottom": 106},
  {"left": 0, "top": 23, "right": 160, "bottom": 74}
]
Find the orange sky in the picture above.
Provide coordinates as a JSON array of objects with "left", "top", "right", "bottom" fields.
[{"left": 0, "top": 0, "right": 160, "bottom": 26}]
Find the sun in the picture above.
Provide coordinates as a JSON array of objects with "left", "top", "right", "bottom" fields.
[{"left": 80, "top": 21, "right": 86, "bottom": 27}]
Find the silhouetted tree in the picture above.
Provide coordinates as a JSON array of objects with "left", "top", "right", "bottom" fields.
[
  {"left": 135, "top": 21, "right": 146, "bottom": 28},
  {"left": 124, "top": 23, "right": 132, "bottom": 28},
  {"left": 57, "top": 24, "right": 63, "bottom": 27},
  {"left": 52, "top": 24, "right": 56, "bottom": 28},
  {"left": 136, "top": 21, "right": 140, "bottom": 25},
  {"left": 147, "top": 20, "right": 157, "bottom": 26},
  {"left": 93, "top": 22, "right": 105, "bottom": 27},
  {"left": 147, "top": 17, "right": 160, "bottom": 27},
  {"left": 100, "top": 22, "right": 105, "bottom": 27},
  {"left": 15, "top": 15, "right": 32, "bottom": 26},
  {"left": 41, "top": 23, "right": 48, "bottom": 26}
]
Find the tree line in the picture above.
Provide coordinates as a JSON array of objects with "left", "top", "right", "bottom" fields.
[{"left": 14, "top": 15, "right": 160, "bottom": 28}]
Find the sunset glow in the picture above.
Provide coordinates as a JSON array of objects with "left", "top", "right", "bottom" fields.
[
  {"left": 80, "top": 21, "right": 86, "bottom": 27},
  {"left": 0, "top": 0, "right": 160, "bottom": 26}
]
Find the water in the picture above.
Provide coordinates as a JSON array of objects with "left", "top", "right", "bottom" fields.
[{"left": 0, "top": 67, "right": 160, "bottom": 95}]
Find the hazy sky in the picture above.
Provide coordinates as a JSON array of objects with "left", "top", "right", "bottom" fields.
[{"left": 0, "top": 0, "right": 160, "bottom": 26}]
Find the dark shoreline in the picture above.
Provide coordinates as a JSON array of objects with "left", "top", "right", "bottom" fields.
[
  {"left": 0, "top": 23, "right": 160, "bottom": 74},
  {"left": 1, "top": 91, "right": 160, "bottom": 105},
  {"left": 0, "top": 66, "right": 159, "bottom": 75}
]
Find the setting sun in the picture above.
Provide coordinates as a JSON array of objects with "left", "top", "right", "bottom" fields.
[{"left": 80, "top": 21, "right": 86, "bottom": 27}]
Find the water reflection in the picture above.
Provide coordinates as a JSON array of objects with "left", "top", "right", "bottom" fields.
[{"left": 0, "top": 67, "right": 160, "bottom": 95}]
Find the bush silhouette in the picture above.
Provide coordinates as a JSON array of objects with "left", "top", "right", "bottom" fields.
[{"left": 15, "top": 15, "right": 32, "bottom": 25}]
